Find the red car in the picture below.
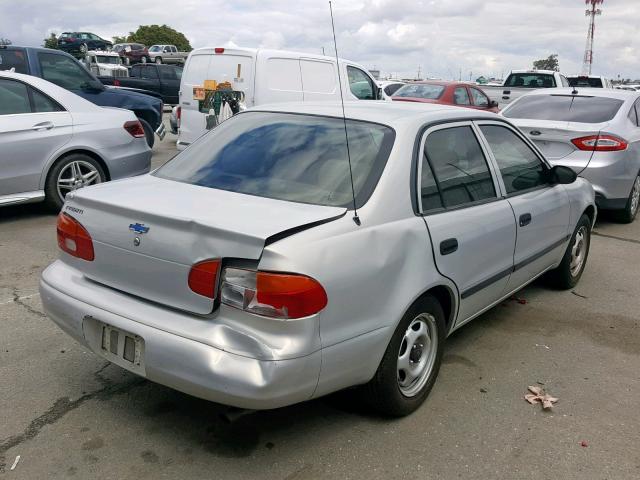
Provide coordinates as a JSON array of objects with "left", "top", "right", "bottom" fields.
[
  {"left": 113, "top": 43, "right": 150, "bottom": 64},
  {"left": 392, "top": 81, "right": 499, "bottom": 113}
]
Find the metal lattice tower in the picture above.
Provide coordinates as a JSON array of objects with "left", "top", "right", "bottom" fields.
[{"left": 582, "top": 0, "right": 604, "bottom": 75}]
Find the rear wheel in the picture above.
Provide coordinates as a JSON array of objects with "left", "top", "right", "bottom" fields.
[
  {"left": 138, "top": 118, "right": 155, "bottom": 148},
  {"left": 362, "top": 295, "right": 446, "bottom": 417},
  {"left": 546, "top": 213, "right": 591, "bottom": 289},
  {"left": 614, "top": 174, "right": 640, "bottom": 224},
  {"left": 44, "top": 154, "right": 105, "bottom": 211},
  {"left": 79, "top": 43, "right": 88, "bottom": 55},
  {"left": 155, "top": 56, "right": 162, "bottom": 64},
  {"left": 141, "top": 56, "right": 148, "bottom": 64}
]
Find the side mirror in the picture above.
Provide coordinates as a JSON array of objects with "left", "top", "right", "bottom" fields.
[
  {"left": 549, "top": 165, "right": 577, "bottom": 184},
  {"left": 489, "top": 100, "right": 499, "bottom": 109}
]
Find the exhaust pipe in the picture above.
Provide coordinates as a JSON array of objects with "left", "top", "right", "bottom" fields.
[{"left": 219, "top": 407, "right": 255, "bottom": 423}]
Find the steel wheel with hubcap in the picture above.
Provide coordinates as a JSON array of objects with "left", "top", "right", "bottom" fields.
[
  {"left": 141, "top": 56, "right": 148, "bottom": 64},
  {"left": 363, "top": 294, "right": 446, "bottom": 417},
  {"left": 44, "top": 154, "right": 106, "bottom": 211},
  {"left": 614, "top": 174, "right": 640, "bottom": 223},
  {"left": 546, "top": 213, "right": 591, "bottom": 289},
  {"left": 569, "top": 226, "right": 588, "bottom": 277},
  {"left": 155, "top": 56, "right": 162, "bottom": 64}
]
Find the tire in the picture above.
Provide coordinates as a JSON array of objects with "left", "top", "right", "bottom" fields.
[
  {"left": 546, "top": 213, "right": 591, "bottom": 289},
  {"left": 44, "top": 154, "right": 106, "bottom": 212},
  {"left": 141, "top": 56, "right": 148, "bottom": 64},
  {"left": 362, "top": 294, "right": 446, "bottom": 417},
  {"left": 138, "top": 118, "right": 155, "bottom": 149},
  {"left": 155, "top": 56, "right": 162, "bottom": 64},
  {"left": 613, "top": 174, "right": 640, "bottom": 224},
  {"left": 80, "top": 43, "right": 88, "bottom": 54}
]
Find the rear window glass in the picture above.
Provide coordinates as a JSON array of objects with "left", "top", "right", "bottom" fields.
[
  {"left": 393, "top": 84, "right": 444, "bottom": 99},
  {"left": 568, "top": 77, "right": 604, "bottom": 88},
  {"left": 0, "top": 50, "right": 29, "bottom": 74},
  {"left": 503, "top": 95, "right": 624, "bottom": 123},
  {"left": 155, "top": 112, "right": 395, "bottom": 208},
  {"left": 505, "top": 73, "right": 556, "bottom": 88}
]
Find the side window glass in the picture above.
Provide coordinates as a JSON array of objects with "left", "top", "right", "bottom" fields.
[
  {"left": 347, "top": 66, "right": 375, "bottom": 100},
  {"left": 31, "top": 88, "right": 64, "bottom": 112},
  {"left": 143, "top": 67, "right": 159, "bottom": 79},
  {"left": 423, "top": 126, "right": 496, "bottom": 209},
  {"left": 0, "top": 79, "right": 31, "bottom": 115},
  {"left": 453, "top": 87, "right": 470, "bottom": 105},
  {"left": 420, "top": 156, "right": 444, "bottom": 211},
  {"left": 131, "top": 65, "right": 141, "bottom": 77},
  {"left": 628, "top": 106, "right": 638, "bottom": 126},
  {"left": 480, "top": 125, "right": 548, "bottom": 194},
  {"left": 470, "top": 88, "right": 489, "bottom": 107}
]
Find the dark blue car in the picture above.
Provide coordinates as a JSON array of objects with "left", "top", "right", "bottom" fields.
[
  {"left": 0, "top": 46, "right": 164, "bottom": 147},
  {"left": 57, "top": 32, "right": 113, "bottom": 56}
]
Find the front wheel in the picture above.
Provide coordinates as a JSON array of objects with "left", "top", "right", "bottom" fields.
[
  {"left": 362, "top": 295, "right": 446, "bottom": 417},
  {"left": 79, "top": 43, "right": 88, "bottom": 54},
  {"left": 546, "top": 213, "right": 591, "bottom": 289},
  {"left": 155, "top": 56, "right": 162, "bottom": 64},
  {"left": 141, "top": 56, "right": 148, "bottom": 64},
  {"left": 614, "top": 174, "right": 640, "bottom": 224},
  {"left": 44, "top": 154, "right": 106, "bottom": 211}
]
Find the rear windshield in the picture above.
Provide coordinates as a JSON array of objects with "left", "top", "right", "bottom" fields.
[
  {"left": 568, "top": 77, "right": 604, "bottom": 88},
  {"left": 155, "top": 112, "right": 395, "bottom": 208},
  {"left": 505, "top": 73, "right": 556, "bottom": 88},
  {"left": 393, "top": 84, "right": 444, "bottom": 99},
  {"left": 503, "top": 95, "right": 624, "bottom": 123},
  {"left": 0, "top": 50, "right": 29, "bottom": 74}
]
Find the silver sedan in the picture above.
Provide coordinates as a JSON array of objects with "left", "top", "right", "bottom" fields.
[
  {"left": 502, "top": 88, "right": 640, "bottom": 223},
  {"left": 40, "top": 102, "right": 595, "bottom": 416},
  {"left": 0, "top": 71, "right": 151, "bottom": 210}
]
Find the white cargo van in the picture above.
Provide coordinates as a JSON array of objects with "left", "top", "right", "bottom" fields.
[{"left": 176, "top": 47, "right": 381, "bottom": 149}]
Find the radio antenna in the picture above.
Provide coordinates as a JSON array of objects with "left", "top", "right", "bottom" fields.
[{"left": 329, "top": 0, "right": 361, "bottom": 226}]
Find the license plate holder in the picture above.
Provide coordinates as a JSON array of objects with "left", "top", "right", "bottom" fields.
[{"left": 83, "top": 317, "right": 146, "bottom": 375}]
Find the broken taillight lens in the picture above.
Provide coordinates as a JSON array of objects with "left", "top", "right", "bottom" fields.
[
  {"left": 220, "top": 268, "right": 328, "bottom": 319},
  {"left": 571, "top": 134, "right": 628, "bottom": 152},
  {"left": 57, "top": 213, "right": 95, "bottom": 261}
]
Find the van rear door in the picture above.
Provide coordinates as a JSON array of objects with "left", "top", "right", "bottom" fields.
[{"left": 179, "top": 48, "right": 255, "bottom": 146}]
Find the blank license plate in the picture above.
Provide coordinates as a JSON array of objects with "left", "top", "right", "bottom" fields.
[{"left": 100, "top": 324, "right": 144, "bottom": 369}]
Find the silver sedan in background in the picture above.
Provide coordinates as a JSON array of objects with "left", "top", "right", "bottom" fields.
[
  {"left": 0, "top": 71, "right": 151, "bottom": 210},
  {"left": 502, "top": 88, "right": 640, "bottom": 222},
  {"left": 41, "top": 102, "right": 595, "bottom": 417}
]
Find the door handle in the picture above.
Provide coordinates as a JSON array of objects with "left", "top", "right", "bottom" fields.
[
  {"left": 519, "top": 213, "right": 532, "bottom": 227},
  {"left": 32, "top": 121, "right": 54, "bottom": 131},
  {"left": 440, "top": 238, "right": 458, "bottom": 256}
]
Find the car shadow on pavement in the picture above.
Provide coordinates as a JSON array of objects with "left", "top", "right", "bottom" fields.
[{"left": 0, "top": 202, "right": 56, "bottom": 224}]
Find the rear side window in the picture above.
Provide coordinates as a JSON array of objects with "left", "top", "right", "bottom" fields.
[
  {"left": 421, "top": 126, "right": 496, "bottom": 210},
  {"left": 393, "top": 84, "right": 444, "bottom": 99},
  {"left": 141, "top": 67, "right": 159, "bottom": 79},
  {"left": 0, "top": 79, "right": 30, "bottom": 114},
  {"left": 505, "top": 73, "right": 556, "bottom": 88},
  {"left": 480, "top": 125, "right": 547, "bottom": 194},
  {"left": 347, "top": 66, "right": 376, "bottom": 100},
  {"left": 155, "top": 112, "right": 395, "bottom": 208},
  {"left": 503, "top": 95, "right": 624, "bottom": 123},
  {"left": 31, "top": 89, "right": 64, "bottom": 112},
  {"left": 0, "top": 50, "right": 29, "bottom": 74}
]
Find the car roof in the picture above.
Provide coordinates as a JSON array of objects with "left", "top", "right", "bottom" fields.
[
  {"left": 521, "top": 87, "right": 639, "bottom": 100},
  {"left": 250, "top": 101, "right": 499, "bottom": 127}
]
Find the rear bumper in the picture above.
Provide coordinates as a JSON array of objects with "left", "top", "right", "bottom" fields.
[
  {"left": 39, "top": 261, "right": 321, "bottom": 410},
  {"left": 103, "top": 141, "right": 152, "bottom": 181}
]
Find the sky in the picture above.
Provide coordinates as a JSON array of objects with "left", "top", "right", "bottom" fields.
[{"left": 1, "top": 0, "right": 638, "bottom": 80}]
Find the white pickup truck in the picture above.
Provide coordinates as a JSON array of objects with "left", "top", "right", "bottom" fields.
[{"left": 478, "top": 69, "right": 570, "bottom": 109}]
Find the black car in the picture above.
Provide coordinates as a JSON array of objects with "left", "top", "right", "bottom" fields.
[
  {"left": 100, "top": 64, "right": 182, "bottom": 104},
  {"left": 57, "top": 32, "right": 112, "bottom": 57}
]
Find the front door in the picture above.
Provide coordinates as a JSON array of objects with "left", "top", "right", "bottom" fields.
[
  {"left": 418, "top": 122, "right": 517, "bottom": 325},
  {"left": 477, "top": 122, "right": 571, "bottom": 292}
]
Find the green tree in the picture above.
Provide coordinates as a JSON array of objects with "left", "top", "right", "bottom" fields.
[
  {"left": 43, "top": 33, "right": 58, "bottom": 49},
  {"left": 121, "top": 25, "right": 192, "bottom": 51},
  {"left": 0, "top": 38, "right": 13, "bottom": 46},
  {"left": 112, "top": 35, "right": 129, "bottom": 44},
  {"left": 533, "top": 54, "right": 559, "bottom": 72}
]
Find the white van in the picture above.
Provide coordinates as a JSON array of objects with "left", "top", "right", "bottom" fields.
[{"left": 177, "top": 47, "right": 381, "bottom": 149}]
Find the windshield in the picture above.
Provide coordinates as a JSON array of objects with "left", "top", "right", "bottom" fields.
[
  {"left": 149, "top": 46, "right": 161, "bottom": 52},
  {"left": 96, "top": 56, "right": 122, "bottom": 65},
  {"left": 393, "top": 84, "right": 445, "bottom": 99},
  {"left": 155, "top": 112, "right": 395, "bottom": 208},
  {"left": 505, "top": 73, "right": 556, "bottom": 88},
  {"left": 503, "top": 95, "right": 624, "bottom": 123},
  {"left": 568, "top": 77, "right": 604, "bottom": 88}
]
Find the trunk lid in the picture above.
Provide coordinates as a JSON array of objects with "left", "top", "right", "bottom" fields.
[{"left": 64, "top": 175, "right": 346, "bottom": 314}]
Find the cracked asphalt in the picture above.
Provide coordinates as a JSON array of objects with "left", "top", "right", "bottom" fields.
[{"left": 1, "top": 125, "right": 639, "bottom": 479}]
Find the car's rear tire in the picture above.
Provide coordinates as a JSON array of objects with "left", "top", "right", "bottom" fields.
[
  {"left": 362, "top": 294, "right": 446, "bottom": 417},
  {"left": 546, "top": 213, "right": 591, "bottom": 289},
  {"left": 44, "top": 154, "right": 106, "bottom": 212},
  {"left": 155, "top": 56, "right": 162, "bottom": 64},
  {"left": 141, "top": 56, "right": 148, "bottom": 64},
  {"left": 138, "top": 118, "right": 155, "bottom": 149},
  {"left": 80, "top": 43, "right": 88, "bottom": 54},
  {"left": 613, "top": 174, "right": 640, "bottom": 224}
]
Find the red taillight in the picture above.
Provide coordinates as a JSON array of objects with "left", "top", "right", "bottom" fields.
[
  {"left": 176, "top": 106, "right": 181, "bottom": 120},
  {"left": 123, "top": 120, "right": 145, "bottom": 138},
  {"left": 56, "top": 213, "right": 94, "bottom": 261},
  {"left": 219, "top": 268, "right": 327, "bottom": 319},
  {"left": 113, "top": 79, "right": 120, "bottom": 86},
  {"left": 571, "top": 134, "right": 628, "bottom": 152},
  {"left": 214, "top": 47, "right": 225, "bottom": 54},
  {"left": 188, "top": 259, "right": 221, "bottom": 299}
]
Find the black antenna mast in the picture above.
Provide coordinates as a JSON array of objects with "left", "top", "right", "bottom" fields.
[{"left": 329, "top": 0, "right": 361, "bottom": 226}]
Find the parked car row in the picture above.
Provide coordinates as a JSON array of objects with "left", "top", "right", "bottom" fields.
[{"left": 99, "top": 63, "right": 182, "bottom": 105}]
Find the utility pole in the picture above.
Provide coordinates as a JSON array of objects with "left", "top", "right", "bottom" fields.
[
  {"left": 417, "top": 65, "right": 422, "bottom": 80},
  {"left": 582, "top": 0, "right": 603, "bottom": 75}
]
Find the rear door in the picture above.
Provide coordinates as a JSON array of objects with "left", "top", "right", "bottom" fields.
[
  {"left": 260, "top": 57, "right": 303, "bottom": 103},
  {"left": 477, "top": 121, "right": 570, "bottom": 292},
  {"left": 0, "top": 78, "right": 72, "bottom": 196},
  {"left": 418, "top": 122, "right": 517, "bottom": 325},
  {"left": 300, "top": 58, "right": 337, "bottom": 101}
]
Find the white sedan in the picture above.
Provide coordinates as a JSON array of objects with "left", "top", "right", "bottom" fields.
[{"left": 0, "top": 71, "right": 151, "bottom": 210}]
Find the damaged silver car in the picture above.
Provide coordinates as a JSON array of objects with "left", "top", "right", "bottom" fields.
[{"left": 40, "top": 102, "right": 596, "bottom": 416}]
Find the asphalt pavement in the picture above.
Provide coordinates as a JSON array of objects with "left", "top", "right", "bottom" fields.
[{"left": 0, "top": 125, "right": 639, "bottom": 479}]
